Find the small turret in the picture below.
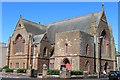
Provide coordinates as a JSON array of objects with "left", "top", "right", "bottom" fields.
[{"left": 90, "top": 12, "right": 97, "bottom": 35}]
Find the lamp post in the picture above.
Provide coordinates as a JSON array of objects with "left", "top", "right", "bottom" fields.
[{"left": 99, "top": 36, "right": 103, "bottom": 78}]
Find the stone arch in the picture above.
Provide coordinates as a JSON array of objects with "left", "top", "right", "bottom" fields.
[
  {"left": 63, "top": 58, "right": 70, "bottom": 64},
  {"left": 104, "top": 62, "right": 110, "bottom": 73},
  {"left": 61, "top": 58, "right": 70, "bottom": 70},
  {"left": 43, "top": 47, "right": 47, "bottom": 57},
  {"left": 101, "top": 29, "right": 106, "bottom": 37},
  {"left": 100, "top": 29, "right": 110, "bottom": 55},
  {"left": 14, "top": 34, "right": 25, "bottom": 53},
  {"left": 85, "top": 61, "right": 90, "bottom": 73},
  {"left": 50, "top": 48, "right": 54, "bottom": 57}
]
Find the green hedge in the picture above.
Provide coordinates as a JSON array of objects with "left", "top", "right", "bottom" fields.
[
  {"left": 5, "top": 68, "right": 14, "bottom": 73},
  {"left": 17, "top": 69, "right": 27, "bottom": 73},
  {"left": 2, "top": 66, "right": 9, "bottom": 70},
  {"left": 47, "top": 70, "right": 83, "bottom": 75},
  {"left": 47, "top": 70, "right": 60, "bottom": 75},
  {"left": 71, "top": 70, "right": 83, "bottom": 75},
  {"left": 2, "top": 66, "right": 27, "bottom": 73}
]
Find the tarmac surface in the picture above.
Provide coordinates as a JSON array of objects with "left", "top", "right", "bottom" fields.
[
  {"left": 0, "top": 72, "right": 109, "bottom": 80},
  {"left": 1, "top": 77, "right": 109, "bottom": 80}
]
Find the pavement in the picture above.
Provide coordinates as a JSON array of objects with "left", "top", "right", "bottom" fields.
[
  {"left": 0, "top": 72, "right": 109, "bottom": 80},
  {"left": 0, "top": 77, "right": 109, "bottom": 80}
]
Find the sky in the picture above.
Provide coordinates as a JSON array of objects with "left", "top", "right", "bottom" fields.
[{"left": 2, "top": 2, "right": 119, "bottom": 51}]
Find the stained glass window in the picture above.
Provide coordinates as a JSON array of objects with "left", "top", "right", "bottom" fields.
[{"left": 15, "top": 34, "right": 25, "bottom": 53}]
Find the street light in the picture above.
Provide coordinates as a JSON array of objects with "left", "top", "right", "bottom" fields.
[{"left": 99, "top": 36, "right": 103, "bottom": 78}]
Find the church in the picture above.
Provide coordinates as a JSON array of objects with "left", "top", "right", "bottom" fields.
[{"left": 6, "top": 5, "right": 116, "bottom": 74}]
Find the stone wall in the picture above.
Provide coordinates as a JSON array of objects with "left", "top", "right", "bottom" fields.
[
  {"left": 0, "top": 43, "right": 8, "bottom": 68},
  {"left": 6, "top": 20, "right": 31, "bottom": 69},
  {"left": 79, "top": 31, "right": 94, "bottom": 73},
  {"left": 54, "top": 30, "right": 94, "bottom": 71},
  {"left": 37, "top": 34, "right": 51, "bottom": 73},
  {"left": 80, "top": 57, "right": 94, "bottom": 73},
  {"left": 54, "top": 30, "right": 80, "bottom": 70}
]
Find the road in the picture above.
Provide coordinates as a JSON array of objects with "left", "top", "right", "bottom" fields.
[
  {"left": 1, "top": 77, "right": 109, "bottom": 80},
  {"left": 0, "top": 72, "right": 109, "bottom": 80}
]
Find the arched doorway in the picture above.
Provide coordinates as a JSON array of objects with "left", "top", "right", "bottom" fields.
[
  {"left": 60, "top": 58, "right": 70, "bottom": 71},
  {"left": 104, "top": 62, "right": 110, "bottom": 73},
  {"left": 104, "top": 62, "right": 108, "bottom": 71}
]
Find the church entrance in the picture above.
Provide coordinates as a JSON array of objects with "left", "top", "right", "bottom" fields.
[{"left": 60, "top": 58, "right": 70, "bottom": 71}]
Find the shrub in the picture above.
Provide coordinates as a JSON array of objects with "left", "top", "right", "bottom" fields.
[
  {"left": 71, "top": 70, "right": 83, "bottom": 75},
  {"left": 47, "top": 70, "right": 60, "bottom": 75},
  {"left": 17, "top": 69, "right": 27, "bottom": 73},
  {"left": 5, "top": 68, "right": 14, "bottom": 73},
  {"left": 2, "top": 66, "right": 9, "bottom": 70}
]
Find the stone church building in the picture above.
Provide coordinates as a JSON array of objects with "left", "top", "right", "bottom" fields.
[{"left": 6, "top": 5, "right": 116, "bottom": 74}]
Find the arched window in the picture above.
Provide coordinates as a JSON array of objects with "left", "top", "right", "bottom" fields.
[
  {"left": 10, "top": 63, "right": 12, "bottom": 68},
  {"left": 86, "top": 44, "right": 90, "bottom": 55},
  {"left": 16, "top": 63, "right": 19, "bottom": 68},
  {"left": 50, "top": 49, "right": 54, "bottom": 57},
  {"left": 18, "top": 24, "right": 22, "bottom": 27},
  {"left": 65, "top": 43, "right": 68, "bottom": 53},
  {"left": 100, "top": 29, "right": 110, "bottom": 55},
  {"left": 23, "top": 63, "right": 25, "bottom": 69},
  {"left": 15, "top": 34, "right": 25, "bottom": 53},
  {"left": 100, "top": 30, "right": 106, "bottom": 54},
  {"left": 85, "top": 61, "right": 90, "bottom": 72},
  {"left": 43, "top": 47, "right": 47, "bottom": 57}
]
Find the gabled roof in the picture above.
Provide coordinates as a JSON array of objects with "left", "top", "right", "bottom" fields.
[
  {"left": 47, "top": 12, "right": 102, "bottom": 44},
  {"left": 22, "top": 19, "right": 46, "bottom": 35},
  {"left": 32, "top": 33, "right": 46, "bottom": 44},
  {"left": 117, "top": 51, "right": 120, "bottom": 56}
]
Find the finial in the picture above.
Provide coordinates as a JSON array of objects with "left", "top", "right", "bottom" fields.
[
  {"left": 102, "top": 3, "right": 104, "bottom": 7},
  {"left": 92, "top": 11, "right": 94, "bottom": 15},
  {"left": 20, "top": 15, "right": 22, "bottom": 18},
  {"left": 102, "top": 3, "right": 104, "bottom": 12}
]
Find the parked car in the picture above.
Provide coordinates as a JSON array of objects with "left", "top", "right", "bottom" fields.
[{"left": 109, "top": 71, "right": 120, "bottom": 80}]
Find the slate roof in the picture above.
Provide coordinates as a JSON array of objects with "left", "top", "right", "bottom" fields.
[
  {"left": 32, "top": 34, "right": 45, "bottom": 44},
  {"left": 117, "top": 51, "right": 120, "bottom": 56},
  {"left": 22, "top": 19, "right": 47, "bottom": 35},
  {"left": 47, "top": 12, "right": 102, "bottom": 44}
]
